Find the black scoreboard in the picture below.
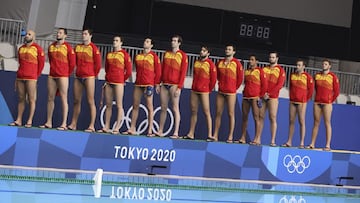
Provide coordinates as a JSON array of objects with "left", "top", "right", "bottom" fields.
[{"left": 238, "top": 16, "right": 272, "bottom": 41}]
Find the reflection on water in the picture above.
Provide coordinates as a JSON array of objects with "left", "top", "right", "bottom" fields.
[
  {"left": 109, "top": 186, "right": 172, "bottom": 201},
  {"left": 1, "top": 179, "right": 360, "bottom": 203}
]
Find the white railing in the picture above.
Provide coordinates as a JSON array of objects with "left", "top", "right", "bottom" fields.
[
  {"left": 1, "top": 17, "right": 359, "bottom": 95},
  {"left": 32, "top": 37, "right": 360, "bottom": 95},
  {"left": 0, "top": 18, "right": 25, "bottom": 45},
  {"left": 0, "top": 19, "right": 358, "bottom": 96}
]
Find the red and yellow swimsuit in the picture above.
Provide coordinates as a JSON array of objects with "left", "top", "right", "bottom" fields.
[
  {"left": 74, "top": 42, "right": 101, "bottom": 78},
  {"left": 243, "top": 67, "right": 267, "bottom": 98},
  {"left": 216, "top": 58, "right": 243, "bottom": 94},
  {"left": 161, "top": 50, "right": 188, "bottom": 89},
  {"left": 263, "top": 65, "right": 285, "bottom": 98},
  {"left": 289, "top": 72, "right": 314, "bottom": 103},
  {"left": 314, "top": 72, "right": 340, "bottom": 104},
  {"left": 134, "top": 51, "right": 161, "bottom": 86},
  {"left": 17, "top": 42, "right": 45, "bottom": 80},
  {"left": 48, "top": 41, "right": 76, "bottom": 77},
  {"left": 191, "top": 58, "right": 217, "bottom": 93},
  {"left": 105, "top": 49, "right": 132, "bottom": 84}
]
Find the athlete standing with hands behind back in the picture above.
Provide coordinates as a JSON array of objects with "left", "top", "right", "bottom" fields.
[
  {"left": 98, "top": 36, "right": 132, "bottom": 134},
  {"left": 211, "top": 45, "right": 243, "bottom": 143},
  {"left": 124, "top": 37, "right": 161, "bottom": 136},
  {"left": 68, "top": 28, "right": 101, "bottom": 132},
  {"left": 183, "top": 46, "right": 217, "bottom": 140},
  {"left": 258, "top": 52, "right": 285, "bottom": 146},
  {"left": 282, "top": 59, "right": 313, "bottom": 148},
  {"left": 9, "top": 30, "right": 45, "bottom": 128},
  {"left": 307, "top": 59, "right": 339, "bottom": 151},
  {"left": 39, "top": 28, "right": 76, "bottom": 130},
  {"left": 238, "top": 55, "right": 267, "bottom": 144},
  {"left": 156, "top": 35, "right": 188, "bottom": 138}
]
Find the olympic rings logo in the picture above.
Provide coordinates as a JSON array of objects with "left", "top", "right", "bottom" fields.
[
  {"left": 283, "top": 155, "right": 311, "bottom": 174},
  {"left": 279, "top": 195, "right": 306, "bottom": 203},
  {"left": 100, "top": 102, "right": 174, "bottom": 136}
]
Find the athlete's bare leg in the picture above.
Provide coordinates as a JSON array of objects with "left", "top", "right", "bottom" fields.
[
  {"left": 14, "top": 80, "right": 26, "bottom": 126},
  {"left": 199, "top": 93, "right": 212, "bottom": 139},
  {"left": 169, "top": 85, "right": 181, "bottom": 137},
  {"left": 25, "top": 80, "right": 37, "bottom": 126},
  {"left": 285, "top": 102, "right": 297, "bottom": 146},
  {"left": 145, "top": 90, "right": 154, "bottom": 135},
  {"left": 213, "top": 93, "right": 225, "bottom": 141},
  {"left": 252, "top": 99, "right": 261, "bottom": 143},
  {"left": 240, "top": 99, "right": 251, "bottom": 143},
  {"left": 268, "top": 99, "right": 279, "bottom": 145},
  {"left": 129, "top": 86, "right": 143, "bottom": 134},
  {"left": 309, "top": 103, "right": 322, "bottom": 148},
  {"left": 257, "top": 99, "right": 268, "bottom": 145},
  {"left": 226, "top": 94, "right": 236, "bottom": 142},
  {"left": 158, "top": 85, "right": 170, "bottom": 136},
  {"left": 297, "top": 103, "right": 307, "bottom": 147},
  {"left": 43, "top": 77, "right": 68, "bottom": 129},
  {"left": 187, "top": 91, "right": 199, "bottom": 139},
  {"left": 43, "top": 77, "right": 57, "bottom": 128},
  {"left": 68, "top": 78, "right": 83, "bottom": 130},
  {"left": 84, "top": 78, "right": 96, "bottom": 131},
  {"left": 57, "top": 77, "right": 69, "bottom": 129},
  {"left": 112, "top": 84, "right": 124, "bottom": 133},
  {"left": 103, "top": 84, "right": 114, "bottom": 132},
  {"left": 322, "top": 104, "right": 333, "bottom": 149}
]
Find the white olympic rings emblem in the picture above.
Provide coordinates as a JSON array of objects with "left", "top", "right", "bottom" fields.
[
  {"left": 283, "top": 154, "right": 311, "bottom": 174},
  {"left": 100, "top": 102, "right": 174, "bottom": 136},
  {"left": 279, "top": 195, "right": 306, "bottom": 203}
]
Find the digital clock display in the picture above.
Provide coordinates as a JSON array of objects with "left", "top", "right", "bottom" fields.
[
  {"left": 239, "top": 23, "right": 271, "bottom": 40},
  {"left": 238, "top": 16, "right": 272, "bottom": 41}
]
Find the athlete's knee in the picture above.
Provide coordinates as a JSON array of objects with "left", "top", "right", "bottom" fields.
[
  {"left": 132, "top": 103, "right": 140, "bottom": 110},
  {"left": 59, "top": 92, "right": 68, "bottom": 100},
  {"left": 313, "top": 119, "right": 321, "bottom": 126},
  {"left": 47, "top": 94, "right": 56, "bottom": 102},
  {"left": 215, "top": 111, "right": 222, "bottom": 118},
  {"left": 104, "top": 101, "right": 113, "bottom": 109},
  {"left": 147, "top": 108, "right": 154, "bottom": 116},
  {"left": 269, "top": 114, "right": 277, "bottom": 122},
  {"left": 242, "top": 115, "right": 249, "bottom": 122},
  {"left": 172, "top": 103, "right": 180, "bottom": 111},
  {"left": 190, "top": 106, "right": 198, "bottom": 114},
  {"left": 86, "top": 97, "right": 95, "bottom": 105},
  {"left": 203, "top": 110, "right": 211, "bottom": 118},
  {"left": 160, "top": 105, "right": 167, "bottom": 112},
  {"left": 298, "top": 118, "right": 305, "bottom": 126},
  {"left": 324, "top": 121, "right": 332, "bottom": 127},
  {"left": 118, "top": 107, "right": 124, "bottom": 114},
  {"left": 258, "top": 111, "right": 265, "bottom": 120},
  {"left": 228, "top": 112, "right": 235, "bottom": 119},
  {"left": 18, "top": 95, "right": 26, "bottom": 102},
  {"left": 28, "top": 96, "right": 36, "bottom": 103},
  {"left": 253, "top": 117, "right": 261, "bottom": 124},
  {"left": 242, "top": 110, "right": 249, "bottom": 118},
  {"left": 215, "top": 107, "right": 223, "bottom": 116}
]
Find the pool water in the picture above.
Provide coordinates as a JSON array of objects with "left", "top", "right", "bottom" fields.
[{"left": 1, "top": 178, "right": 360, "bottom": 203}]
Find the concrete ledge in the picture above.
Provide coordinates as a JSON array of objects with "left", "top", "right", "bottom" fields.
[
  {"left": 2, "top": 58, "right": 18, "bottom": 71},
  {"left": 41, "top": 62, "right": 50, "bottom": 75},
  {"left": 0, "top": 42, "right": 15, "bottom": 58},
  {"left": 98, "top": 68, "right": 106, "bottom": 80}
]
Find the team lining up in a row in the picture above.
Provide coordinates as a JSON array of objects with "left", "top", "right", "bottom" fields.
[{"left": 8, "top": 28, "right": 339, "bottom": 151}]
